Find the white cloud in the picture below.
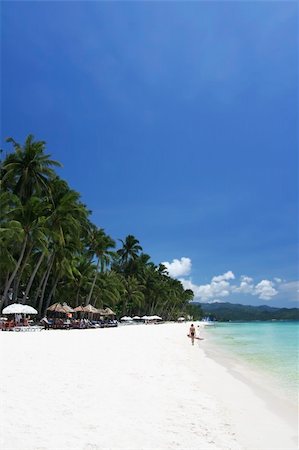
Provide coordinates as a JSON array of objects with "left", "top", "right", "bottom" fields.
[
  {"left": 180, "top": 271, "right": 234, "bottom": 301},
  {"left": 254, "top": 280, "right": 278, "bottom": 300},
  {"left": 207, "top": 299, "right": 225, "bottom": 304},
  {"left": 233, "top": 275, "right": 254, "bottom": 294},
  {"left": 162, "top": 257, "right": 191, "bottom": 278},
  {"left": 212, "top": 271, "right": 235, "bottom": 282},
  {"left": 241, "top": 275, "right": 253, "bottom": 283},
  {"left": 274, "top": 277, "right": 282, "bottom": 283},
  {"left": 164, "top": 257, "right": 283, "bottom": 303}
]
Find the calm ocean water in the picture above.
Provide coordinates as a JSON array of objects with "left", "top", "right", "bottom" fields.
[{"left": 201, "top": 321, "right": 299, "bottom": 398}]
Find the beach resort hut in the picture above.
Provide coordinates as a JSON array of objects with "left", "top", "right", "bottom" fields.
[
  {"left": 46, "top": 303, "right": 75, "bottom": 328},
  {"left": 73, "top": 305, "right": 87, "bottom": 323}
]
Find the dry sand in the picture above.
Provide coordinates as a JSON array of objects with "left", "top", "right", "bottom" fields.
[{"left": 0, "top": 322, "right": 297, "bottom": 450}]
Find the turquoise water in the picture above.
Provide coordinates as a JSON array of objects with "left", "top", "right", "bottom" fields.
[{"left": 202, "top": 321, "right": 299, "bottom": 398}]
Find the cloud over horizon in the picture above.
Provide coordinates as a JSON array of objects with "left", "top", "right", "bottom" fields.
[{"left": 162, "top": 257, "right": 298, "bottom": 304}]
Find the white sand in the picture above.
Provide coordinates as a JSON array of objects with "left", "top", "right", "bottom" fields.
[{"left": 0, "top": 323, "right": 297, "bottom": 450}]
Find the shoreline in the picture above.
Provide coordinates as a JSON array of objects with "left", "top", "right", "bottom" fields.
[
  {"left": 196, "top": 323, "right": 298, "bottom": 448},
  {"left": 199, "top": 323, "right": 298, "bottom": 403},
  {"left": 199, "top": 321, "right": 299, "bottom": 418},
  {"left": 1, "top": 322, "right": 298, "bottom": 450}
]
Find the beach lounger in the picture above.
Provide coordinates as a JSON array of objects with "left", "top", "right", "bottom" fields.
[{"left": 12, "top": 326, "right": 43, "bottom": 332}]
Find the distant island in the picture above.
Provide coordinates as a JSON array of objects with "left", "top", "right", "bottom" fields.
[{"left": 194, "top": 302, "right": 299, "bottom": 321}]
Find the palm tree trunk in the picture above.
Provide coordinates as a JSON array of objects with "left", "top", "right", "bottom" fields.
[
  {"left": 33, "top": 254, "right": 53, "bottom": 307},
  {"left": 150, "top": 297, "right": 158, "bottom": 315},
  {"left": 13, "top": 243, "right": 34, "bottom": 302},
  {"left": 43, "top": 274, "right": 59, "bottom": 314},
  {"left": 4, "top": 271, "right": 9, "bottom": 289},
  {"left": 86, "top": 259, "right": 100, "bottom": 305},
  {"left": 122, "top": 297, "right": 128, "bottom": 315},
  {"left": 1, "top": 235, "right": 28, "bottom": 308},
  {"left": 75, "top": 283, "right": 82, "bottom": 307},
  {"left": 38, "top": 254, "right": 55, "bottom": 315},
  {"left": 33, "top": 260, "right": 49, "bottom": 307},
  {"left": 22, "top": 252, "right": 45, "bottom": 303}
]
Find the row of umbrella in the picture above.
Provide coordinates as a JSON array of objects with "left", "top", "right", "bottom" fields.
[
  {"left": 1, "top": 303, "right": 162, "bottom": 321},
  {"left": 47, "top": 302, "right": 115, "bottom": 315},
  {"left": 1, "top": 302, "right": 115, "bottom": 316},
  {"left": 120, "top": 315, "right": 162, "bottom": 321}
]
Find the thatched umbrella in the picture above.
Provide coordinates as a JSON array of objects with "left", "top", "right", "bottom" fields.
[
  {"left": 82, "top": 304, "right": 98, "bottom": 313},
  {"left": 47, "top": 302, "right": 75, "bottom": 313},
  {"left": 74, "top": 306, "right": 85, "bottom": 312},
  {"left": 103, "top": 307, "right": 115, "bottom": 316},
  {"left": 62, "top": 303, "right": 75, "bottom": 313},
  {"left": 47, "top": 302, "right": 63, "bottom": 312}
]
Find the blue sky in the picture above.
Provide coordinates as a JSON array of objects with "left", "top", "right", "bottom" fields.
[{"left": 1, "top": 1, "right": 298, "bottom": 307}]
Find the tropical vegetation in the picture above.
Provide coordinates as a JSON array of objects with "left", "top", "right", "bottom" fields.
[{"left": 0, "top": 135, "right": 197, "bottom": 320}]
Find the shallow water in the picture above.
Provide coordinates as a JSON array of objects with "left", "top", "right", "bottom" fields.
[{"left": 201, "top": 321, "right": 299, "bottom": 399}]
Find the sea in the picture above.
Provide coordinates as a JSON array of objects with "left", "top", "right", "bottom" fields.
[{"left": 200, "top": 321, "right": 299, "bottom": 404}]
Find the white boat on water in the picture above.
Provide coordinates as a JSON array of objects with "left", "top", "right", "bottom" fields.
[{"left": 198, "top": 317, "right": 216, "bottom": 326}]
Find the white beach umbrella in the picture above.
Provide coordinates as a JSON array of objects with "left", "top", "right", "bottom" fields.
[
  {"left": 21, "top": 305, "right": 38, "bottom": 314},
  {"left": 141, "top": 315, "right": 150, "bottom": 320},
  {"left": 132, "top": 316, "right": 141, "bottom": 320},
  {"left": 120, "top": 316, "right": 133, "bottom": 321},
  {"left": 148, "top": 315, "right": 162, "bottom": 320},
  {"left": 177, "top": 317, "right": 185, "bottom": 321},
  {"left": 2, "top": 303, "right": 38, "bottom": 315}
]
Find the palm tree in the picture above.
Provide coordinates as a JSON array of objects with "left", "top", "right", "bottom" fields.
[
  {"left": 1, "top": 135, "right": 61, "bottom": 203},
  {"left": 30, "top": 178, "right": 89, "bottom": 313},
  {"left": 67, "top": 255, "right": 94, "bottom": 306},
  {"left": 86, "top": 227, "right": 116, "bottom": 305},
  {"left": 1, "top": 195, "right": 50, "bottom": 304},
  {"left": 117, "top": 235, "right": 142, "bottom": 267},
  {"left": 120, "top": 275, "right": 144, "bottom": 315},
  {"left": 0, "top": 134, "right": 196, "bottom": 320},
  {"left": 0, "top": 220, "right": 25, "bottom": 308},
  {"left": 0, "top": 192, "right": 23, "bottom": 302},
  {"left": 21, "top": 249, "right": 47, "bottom": 303},
  {"left": 92, "top": 271, "right": 122, "bottom": 309}
]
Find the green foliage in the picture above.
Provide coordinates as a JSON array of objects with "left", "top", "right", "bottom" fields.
[{"left": 0, "top": 135, "right": 194, "bottom": 318}]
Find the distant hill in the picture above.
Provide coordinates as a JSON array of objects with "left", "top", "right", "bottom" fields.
[{"left": 194, "top": 302, "right": 299, "bottom": 321}]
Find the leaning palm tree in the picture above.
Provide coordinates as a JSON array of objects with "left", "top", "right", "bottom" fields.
[
  {"left": 1, "top": 134, "right": 61, "bottom": 202},
  {"left": 1, "top": 195, "right": 50, "bottom": 305}
]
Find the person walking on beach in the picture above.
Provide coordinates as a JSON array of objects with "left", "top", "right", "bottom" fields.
[{"left": 189, "top": 323, "right": 196, "bottom": 345}]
